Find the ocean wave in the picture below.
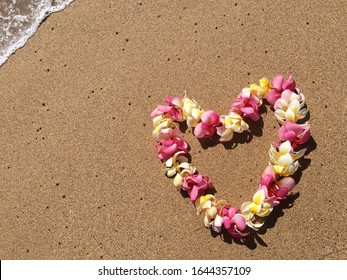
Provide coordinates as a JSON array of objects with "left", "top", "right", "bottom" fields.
[{"left": 0, "top": 0, "right": 75, "bottom": 66}]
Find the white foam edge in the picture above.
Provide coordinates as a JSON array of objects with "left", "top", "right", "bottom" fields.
[{"left": 0, "top": 0, "right": 75, "bottom": 67}]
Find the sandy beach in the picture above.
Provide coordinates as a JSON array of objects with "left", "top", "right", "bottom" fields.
[{"left": 0, "top": 0, "right": 346, "bottom": 259}]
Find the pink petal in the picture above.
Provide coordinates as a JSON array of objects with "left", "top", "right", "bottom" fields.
[
  {"left": 210, "top": 111, "right": 220, "bottom": 125},
  {"left": 281, "top": 89, "right": 294, "bottom": 102},
  {"left": 228, "top": 207, "right": 237, "bottom": 217},
  {"left": 222, "top": 217, "right": 233, "bottom": 229},
  {"left": 282, "top": 80, "right": 296, "bottom": 91},
  {"left": 273, "top": 188, "right": 289, "bottom": 198},
  {"left": 164, "top": 96, "right": 173, "bottom": 104},
  {"left": 163, "top": 143, "right": 177, "bottom": 154},
  {"left": 201, "top": 110, "right": 213, "bottom": 122},
  {"left": 240, "top": 107, "right": 255, "bottom": 115},
  {"left": 158, "top": 104, "right": 171, "bottom": 113},
  {"left": 285, "top": 121, "right": 302, "bottom": 134},
  {"left": 189, "top": 186, "right": 199, "bottom": 201},
  {"left": 266, "top": 89, "right": 281, "bottom": 105},
  {"left": 282, "top": 73, "right": 296, "bottom": 91},
  {"left": 260, "top": 174, "right": 273, "bottom": 187},
  {"left": 171, "top": 97, "right": 182, "bottom": 106},
  {"left": 230, "top": 99, "right": 244, "bottom": 109},
  {"left": 262, "top": 165, "right": 276, "bottom": 180},
  {"left": 272, "top": 75, "right": 284, "bottom": 91},
  {"left": 232, "top": 214, "right": 247, "bottom": 231},
  {"left": 220, "top": 208, "right": 228, "bottom": 216},
  {"left": 278, "top": 126, "right": 297, "bottom": 142},
  {"left": 297, "top": 129, "right": 311, "bottom": 144},
  {"left": 193, "top": 123, "right": 204, "bottom": 138},
  {"left": 200, "top": 122, "right": 215, "bottom": 137},
  {"left": 150, "top": 107, "right": 160, "bottom": 117},
  {"left": 277, "top": 177, "right": 295, "bottom": 191}
]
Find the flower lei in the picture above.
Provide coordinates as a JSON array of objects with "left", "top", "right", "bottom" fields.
[{"left": 151, "top": 73, "right": 311, "bottom": 238}]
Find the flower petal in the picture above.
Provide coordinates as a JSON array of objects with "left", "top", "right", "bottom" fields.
[
  {"left": 253, "top": 189, "right": 265, "bottom": 205},
  {"left": 232, "top": 214, "right": 247, "bottom": 231},
  {"left": 279, "top": 141, "right": 292, "bottom": 154}
]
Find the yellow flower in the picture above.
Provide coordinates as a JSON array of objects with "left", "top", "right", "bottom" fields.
[
  {"left": 248, "top": 188, "right": 273, "bottom": 217},
  {"left": 182, "top": 97, "right": 204, "bottom": 127},
  {"left": 258, "top": 77, "right": 271, "bottom": 97},
  {"left": 216, "top": 112, "right": 249, "bottom": 142},
  {"left": 274, "top": 90, "right": 307, "bottom": 124},
  {"left": 152, "top": 115, "right": 178, "bottom": 137},
  {"left": 195, "top": 195, "right": 223, "bottom": 232},
  {"left": 164, "top": 151, "right": 188, "bottom": 176},
  {"left": 240, "top": 201, "right": 265, "bottom": 230},
  {"left": 269, "top": 140, "right": 306, "bottom": 176}
]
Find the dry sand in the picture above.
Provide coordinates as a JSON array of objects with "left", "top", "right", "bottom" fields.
[{"left": 0, "top": 0, "right": 346, "bottom": 259}]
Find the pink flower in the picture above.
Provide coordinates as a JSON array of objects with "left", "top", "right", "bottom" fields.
[
  {"left": 193, "top": 110, "right": 220, "bottom": 138},
  {"left": 266, "top": 73, "right": 296, "bottom": 105},
  {"left": 278, "top": 121, "right": 311, "bottom": 148},
  {"left": 150, "top": 96, "right": 183, "bottom": 121},
  {"left": 260, "top": 165, "right": 295, "bottom": 203},
  {"left": 155, "top": 128, "right": 188, "bottom": 161},
  {"left": 230, "top": 95, "right": 261, "bottom": 121},
  {"left": 182, "top": 174, "right": 212, "bottom": 202},
  {"left": 220, "top": 205, "right": 248, "bottom": 238}
]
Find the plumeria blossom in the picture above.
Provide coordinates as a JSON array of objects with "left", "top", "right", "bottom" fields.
[
  {"left": 220, "top": 205, "right": 249, "bottom": 238},
  {"left": 195, "top": 194, "right": 223, "bottom": 231},
  {"left": 274, "top": 89, "right": 307, "bottom": 124},
  {"left": 240, "top": 84, "right": 263, "bottom": 106},
  {"left": 278, "top": 121, "right": 311, "bottom": 148},
  {"left": 152, "top": 115, "right": 178, "bottom": 137},
  {"left": 266, "top": 73, "right": 296, "bottom": 105},
  {"left": 269, "top": 140, "right": 306, "bottom": 176},
  {"left": 182, "top": 174, "right": 212, "bottom": 202},
  {"left": 260, "top": 165, "right": 295, "bottom": 203},
  {"left": 164, "top": 151, "right": 188, "bottom": 177},
  {"left": 230, "top": 94, "right": 261, "bottom": 121},
  {"left": 173, "top": 162, "right": 197, "bottom": 188},
  {"left": 151, "top": 96, "right": 184, "bottom": 121},
  {"left": 247, "top": 186, "right": 274, "bottom": 217},
  {"left": 164, "top": 151, "right": 196, "bottom": 188},
  {"left": 182, "top": 96, "right": 204, "bottom": 127},
  {"left": 258, "top": 77, "right": 271, "bottom": 97},
  {"left": 216, "top": 112, "right": 249, "bottom": 142},
  {"left": 241, "top": 186, "right": 274, "bottom": 230},
  {"left": 240, "top": 204, "right": 265, "bottom": 230},
  {"left": 194, "top": 110, "right": 220, "bottom": 138},
  {"left": 155, "top": 128, "right": 188, "bottom": 161}
]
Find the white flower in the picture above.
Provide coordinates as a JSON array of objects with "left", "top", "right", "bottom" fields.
[{"left": 274, "top": 90, "right": 307, "bottom": 124}]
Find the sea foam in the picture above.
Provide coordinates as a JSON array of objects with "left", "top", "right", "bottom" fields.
[{"left": 0, "top": 0, "right": 74, "bottom": 66}]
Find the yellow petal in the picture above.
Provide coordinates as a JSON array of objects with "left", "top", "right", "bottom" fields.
[
  {"left": 249, "top": 202, "right": 262, "bottom": 214},
  {"left": 257, "top": 203, "right": 273, "bottom": 217},
  {"left": 206, "top": 206, "right": 217, "bottom": 219},
  {"left": 192, "top": 108, "right": 203, "bottom": 119},
  {"left": 253, "top": 189, "right": 265, "bottom": 205},
  {"left": 288, "top": 99, "right": 300, "bottom": 114},
  {"left": 274, "top": 165, "right": 284, "bottom": 174},
  {"left": 285, "top": 109, "right": 296, "bottom": 122},
  {"left": 259, "top": 77, "right": 269, "bottom": 87}
]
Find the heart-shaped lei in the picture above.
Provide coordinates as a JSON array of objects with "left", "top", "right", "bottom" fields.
[{"left": 151, "top": 73, "right": 311, "bottom": 238}]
